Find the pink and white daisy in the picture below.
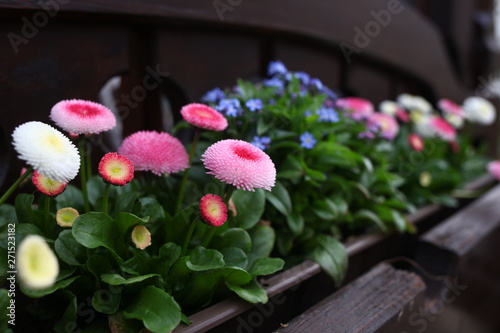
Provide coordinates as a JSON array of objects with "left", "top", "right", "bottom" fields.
[
  {"left": 180, "top": 103, "right": 228, "bottom": 131},
  {"left": 367, "top": 113, "right": 399, "bottom": 140},
  {"left": 131, "top": 225, "right": 152, "bottom": 250},
  {"left": 487, "top": 161, "right": 500, "bottom": 181},
  {"left": 200, "top": 194, "right": 228, "bottom": 227},
  {"left": 336, "top": 97, "right": 374, "bottom": 121},
  {"left": 408, "top": 134, "right": 424, "bottom": 151},
  {"left": 118, "top": 131, "right": 189, "bottom": 176},
  {"left": 438, "top": 99, "right": 465, "bottom": 128},
  {"left": 12, "top": 121, "right": 80, "bottom": 183},
  {"left": 56, "top": 207, "right": 79, "bottom": 227},
  {"left": 201, "top": 139, "right": 276, "bottom": 191},
  {"left": 32, "top": 170, "right": 67, "bottom": 196},
  {"left": 98, "top": 152, "right": 134, "bottom": 186},
  {"left": 50, "top": 99, "right": 116, "bottom": 135},
  {"left": 429, "top": 116, "right": 456, "bottom": 142}
]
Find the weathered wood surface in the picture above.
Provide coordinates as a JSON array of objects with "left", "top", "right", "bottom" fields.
[
  {"left": 416, "top": 183, "right": 500, "bottom": 333},
  {"left": 273, "top": 263, "right": 426, "bottom": 333}
]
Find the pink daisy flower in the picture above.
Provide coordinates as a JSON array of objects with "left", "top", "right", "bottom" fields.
[
  {"left": 131, "top": 226, "right": 152, "bottom": 250},
  {"left": 336, "top": 97, "right": 374, "bottom": 121},
  {"left": 98, "top": 152, "right": 134, "bottom": 186},
  {"left": 118, "top": 131, "right": 189, "bottom": 176},
  {"left": 438, "top": 99, "right": 465, "bottom": 117},
  {"left": 367, "top": 113, "right": 399, "bottom": 140},
  {"left": 429, "top": 116, "right": 456, "bottom": 142},
  {"left": 200, "top": 194, "right": 228, "bottom": 227},
  {"left": 32, "top": 170, "right": 67, "bottom": 196},
  {"left": 408, "top": 134, "right": 424, "bottom": 151},
  {"left": 396, "top": 109, "right": 410, "bottom": 123},
  {"left": 50, "top": 99, "right": 116, "bottom": 135},
  {"left": 201, "top": 139, "right": 276, "bottom": 191},
  {"left": 180, "top": 103, "right": 228, "bottom": 131},
  {"left": 487, "top": 161, "right": 500, "bottom": 181}
]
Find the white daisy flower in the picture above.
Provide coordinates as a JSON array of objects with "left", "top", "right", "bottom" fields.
[
  {"left": 462, "top": 96, "right": 496, "bottom": 125},
  {"left": 397, "top": 94, "right": 433, "bottom": 113},
  {"left": 17, "top": 235, "right": 59, "bottom": 290},
  {"left": 12, "top": 121, "right": 80, "bottom": 183},
  {"left": 379, "top": 100, "right": 399, "bottom": 116}
]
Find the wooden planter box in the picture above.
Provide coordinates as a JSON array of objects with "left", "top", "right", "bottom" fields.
[{"left": 173, "top": 175, "right": 495, "bottom": 333}]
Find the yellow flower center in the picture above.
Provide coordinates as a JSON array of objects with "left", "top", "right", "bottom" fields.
[{"left": 45, "top": 133, "right": 65, "bottom": 152}]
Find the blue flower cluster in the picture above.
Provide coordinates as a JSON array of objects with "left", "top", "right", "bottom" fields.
[
  {"left": 245, "top": 99, "right": 263, "bottom": 112},
  {"left": 202, "top": 88, "right": 225, "bottom": 103},
  {"left": 316, "top": 107, "right": 339, "bottom": 123},
  {"left": 250, "top": 136, "right": 272, "bottom": 150},
  {"left": 216, "top": 98, "right": 242, "bottom": 117}
]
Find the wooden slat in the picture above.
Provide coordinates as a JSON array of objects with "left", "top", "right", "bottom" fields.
[{"left": 273, "top": 263, "right": 426, "bottom": 333}]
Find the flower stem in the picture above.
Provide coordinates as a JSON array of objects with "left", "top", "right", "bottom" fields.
[
  {"left": 0, "top": 167, "right": 33, "bottom": 206},
  {"left": 79, "top": 139, "right": 90, "bottom": 213},
  {"left": 180, "top": 219, "right": 197, "bottom": 257},
  {"left": 175, "top": 129, "right": 201, "bottom": 214},
  {"left": 102, "top": 183, "right": 111, "bottom": 215},
  {"left": 201, "top": 227, "right": 217, "bottom": 248},
  {"left": 223, "top": 185, "right": 236, "bottom": 206},
  {"left": 43, "top": 194, "right": 51, "bottom": 228}
]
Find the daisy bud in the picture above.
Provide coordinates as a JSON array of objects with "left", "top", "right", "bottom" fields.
[
  {"left": 56, "top": 207, "right": 79, "bottom": 227},
  {"left": 131, "top": 226, "right": 152, "bottom": 250}
]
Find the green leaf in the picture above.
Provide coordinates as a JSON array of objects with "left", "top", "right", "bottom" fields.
[
  {"left": 226, "top": 279, "right": 268, "bottom": 303},
  {"left": 286, "top": 212, "right": 304, "bottom": 235},
  {"left": 248, "top": 257, "right": 284, "bottom": 277},
  {"left": 213, "top": 228, "right": 252, "bottom": 253},
  {"left": 87, "top": 254, "right": 114, "bottom": 281},
  {"left": 309, "top": 235, "right": 348, "bottom": 286},
  {"left": 232, "top": 189, "right": 266, "bottom": 229},
  {"left": 114, "top": 212, "right": 149, "bottom": 239},
  {"left": 247, "top": 224, "right": 276, "bottom": 267},
  {"left": 266, "top": 181, "right": 292, "bottom": 216},
  {"left": 56, "top": 185, "right": 84, "bottom": 211},
  {"left": 391, "top": 210, "right": 408, "bottom": 233},
  {"left": 72, "top": 212, "right": 122, "bottom": 261},
  {"left": 138, "top": 197, "right": 165, "bottom": 221},
  {"left": 311, "top": 198, "right": 338, "bottom": 221},
  {"left": 21, "top": 276, "right": 80, "bottom": 298},
  {"left": 124, "top": 286, "right": 181, "bottom": 333},
  {"left": 112, "top": 192, "right": 139, "bottom": 215},
  {"left": 14, "top": 194, "right": 36, "bottom": 225},
  {"left": 101, "top": 273, "right": 159, "bottom": 285},
  {"left": 220, "top": 247, "right": 248, "bottom": 269},
  {"left": 0, "top": 205, "right": 16, "bottom": 226},
  {"left": 55, "top": 230, "right": 87, "bottom": 266},
  {"left": 53, "top": 291, "right": 77, "bottom": 333},
  {"left": 354, "top": 209, "right": 387, "bottom": 232},
  {"left": 92, "top": 287, "right": 122, "bottom": 314},
  {"left": 186, "top": 246, "right": 225, "bottom": 271}
]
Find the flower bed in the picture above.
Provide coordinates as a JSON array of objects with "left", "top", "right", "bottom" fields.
[{"left": 0, "top": 61, "right": 497, "bottom": 333}]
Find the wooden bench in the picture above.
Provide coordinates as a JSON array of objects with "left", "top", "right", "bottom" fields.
[
  {"left": 415, "top": 184, "right": 500, "bottom": 332},
  {"left": 272, "top": 263, "right": 426, "bottom": 333}
]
